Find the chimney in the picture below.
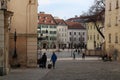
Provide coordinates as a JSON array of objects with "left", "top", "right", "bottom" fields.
[{"left": 39, "top": 12, "right": 45, "bottom": 14}]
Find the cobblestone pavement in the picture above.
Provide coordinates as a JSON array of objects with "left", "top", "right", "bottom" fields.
[
  {"left": 41, "top": 60, "right": 120, "bottom": 80},
  {"left": 1, "top": 60, "right": 120, "bottom": 80},
  {"left": 0, "top": 68, "right": 49, "bottom": 80}
]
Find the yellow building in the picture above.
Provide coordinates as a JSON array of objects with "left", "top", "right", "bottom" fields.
[
  {"left": 87, "top": 22, "right": 103, "bottom": 50},
  {"left": 7, "top": 0, "right": 38, "bottom": 67},
  {"left": 105, "top": 0, "right": 120, "bottom": 61}
]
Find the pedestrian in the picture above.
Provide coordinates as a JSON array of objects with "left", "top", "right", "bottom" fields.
[
  {"left": 41, "top": 53, "right": 47, "bottom": 68},
  {"left": 73, "top": 52, "right": 75, "bottom": 59},
  {"left": 78, "top": 49, "right": 80, "bottom": 54},
  {"left": 51, "top": 52, "right": 57, "bottom": 69},
  {"left": 82, "top": 48, "right": 85, "bottom": 59}
]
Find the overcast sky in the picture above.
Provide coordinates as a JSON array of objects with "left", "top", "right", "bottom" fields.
[{"left": 38, "top": 0, "right": 94, "bottom": 20}]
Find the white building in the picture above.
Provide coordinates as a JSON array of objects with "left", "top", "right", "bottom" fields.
[
  {"left": 55, "top": 19, "right": 68, "bottom": 49},
  {"left": 66, "top": 22, "right": 87, "bottom": 49}
]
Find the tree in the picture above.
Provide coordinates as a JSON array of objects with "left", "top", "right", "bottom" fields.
[{"left": 82, "top": 0, "right": 105, "bottom": 39}]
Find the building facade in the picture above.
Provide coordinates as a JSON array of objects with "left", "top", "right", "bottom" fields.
[
  {"left": 7, "top": 0, "right": 38, "bottom": 67},
  {"left": 38, "top": 12, "right": 57, "bottom": 49},
  {"left": 66, "top": 22, "right": 87, "bottom": 49},
  {"left": 0, "top": 0, "right": 13, "bottom": 76},
  {"left": 87, "top": 22, "right": 104, "bottom": 50},
  {"left": 55, "top": 19, "right": 68, "bottom": 49},
  {"left": 105, "top": 0, "right": 120, "bottom": 61}
]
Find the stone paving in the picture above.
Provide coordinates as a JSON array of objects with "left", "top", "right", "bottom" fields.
[
  {"left": 41, "top": 60, "right": 120, "bottom": 80},
  {"left": 0, "top": 68, "right": 49, "bottom": 80},
  {"left": 1, "top": 60, "right": 120, "bottom": 80}
]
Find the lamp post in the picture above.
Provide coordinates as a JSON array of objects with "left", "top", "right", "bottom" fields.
[
  {"left": 37, "top": 26, "right": 43, "bottom": 59},
  {"left": 45, "top": 29, "right": 48, "bottom": 50},
  {"left": 94, "top": 40, "right": 96, "bottom": 50},
  {"left": 13, "top": 29, "right": 17, "bottom": 59}
]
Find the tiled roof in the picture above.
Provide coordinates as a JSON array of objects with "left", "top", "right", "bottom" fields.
[
  {"left": 66, "top": 21, "right": 86, "bottom": 29},
  {"left": 54, "top": 19, "right": 67, "bottom": 25},
  {"left": 38, "top": 13, "right": 57, "bottom": 25}
]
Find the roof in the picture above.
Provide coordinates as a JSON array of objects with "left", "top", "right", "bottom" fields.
[
  {"left": 66, "top": 10, "right": 105, "bottom": 23},
  {"left": 54, "top": 19, "right": 67, "bottom": 25},
  {"left": 66, "top": 21, "right": 86, "bottom": 29},
  {"left": 38, "top": 13, "right": 57, "bottom": 25}
]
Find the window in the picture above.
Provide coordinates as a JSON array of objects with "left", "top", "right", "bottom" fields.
[
  {"left": 108, "top": 17, "right": 111, "bottom": 27},
  {"left": 90, "top": 35, "right": 92, "bottom": 40},
  {"left": 115, "top": 16, "right": 118, "bottom": 26},
  {"left": 79, "top": 32, "right": 81, "bottom": 35},
  {"left": 94, "top": 35, "right": 95, "bottom": 40},
  {"left": 88, "top": 35, "right": 89, "bottom": 40},
  {"left": 74, "top": 38, "right": 76, "bottom": 41},
  {"left": 83, "top": 32, "right": 85, "bottom": 35},
  {"left": 83, "top": 37, "right": 85, "bottom": 41},
  {"left": 97, "top": 34, "right": 99, "bottom": 40},
  {"left": 115, "top": 33, "right": 118, "bottom": 43},
  {"left": 62, "top": 33, "right": 64, "bottom": 37},
  {"left": 91, "top": 26, "right": 92, "bottom": 29},
  {"left": 108, "top": 34, "right": 111, "bottom": 43},
  {"left": 50, "top": 31, "right": 56, "bottom": 34},
  {"left": 74, "top": 32, "right": 76, "bottom": 35},
  {"left": 116, "top": 0, "right": 119, "bottom": 9},
  {"left": 50, "top": 37, "right": 56, "bottom": 40},
  {"left": 42, "top": 30, "right": 47, "bottom": 34},
  {"left": 94, "top": 26, "right": 96, "bottom": 29},
  {"left": 109, "top": 3, "right": 111, "bottom": 11},
  {"left": 65, "top": 34, "right": 66, "bottom": 37},
  {"left": 70, "top": 32, "right": 72, "bottom": 35},
  {"left": 70, "top": 37, "right": 72, "bottom": 41},
  {"left": 50, "top": 26, "right": 56, "bottom": 28},
  {"left": 62, "top": 28, "right": 64, "bottom": 31},
  {"left": 42, "top": 25, "right": 48, "bottom": 28}
]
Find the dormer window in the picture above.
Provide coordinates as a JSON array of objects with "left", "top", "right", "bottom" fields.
[
  {"left": 45, "top": 17, "right": 47, "bottom": 19},
  {"left": 51, "top": 21, "right": 53, "bottom": 23},
  {"left": 44, "top": 20, "right": 46, "bottom": 23}
]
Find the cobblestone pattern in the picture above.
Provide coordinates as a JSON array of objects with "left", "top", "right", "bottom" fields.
[
  {"left": 41, "top": 60, "right": 120, "bottom": 80},
  {"left": 1, "top": 60, "right": 120, "bottom": 80}
]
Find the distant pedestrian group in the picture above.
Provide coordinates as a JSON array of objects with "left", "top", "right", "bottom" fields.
[
  {"left": 38, "top": 52, "right": 57, "bottom": 69},
  {"left": 72, "top": 48, "right": 86, "bottom": 59}
]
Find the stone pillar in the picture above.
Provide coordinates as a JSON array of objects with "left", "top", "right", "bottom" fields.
[
  {"left": 0, "top": 9, "right": 13, "bottom": 76},
  {"left": 0, "top": 10, "right": 5, "bottom": 76}
]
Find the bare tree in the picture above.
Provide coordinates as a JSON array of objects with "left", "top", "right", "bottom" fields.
[{"left": 82, "top": 0, "right": 105, "bottom": 39}]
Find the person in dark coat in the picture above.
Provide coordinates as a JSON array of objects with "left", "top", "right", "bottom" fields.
[
  {"left": 51, "top": 52, "right": 57, "bottom": 69},
  {"left": 41, "top": 53, "right": 47, "bottom": 68}
]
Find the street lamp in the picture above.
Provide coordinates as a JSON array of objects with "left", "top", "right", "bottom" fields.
[
  {"left": 13, "top": 29, "right": 17, "bottom": 59},
  {"left": 37, "top": 31, "right": 43, "bottom": 59},
  {"left": 94, "top": 40, "right": 96, "bottom": 50},
  {"left": 45, "top": 29, "right": 48, "bottom": 50}
]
